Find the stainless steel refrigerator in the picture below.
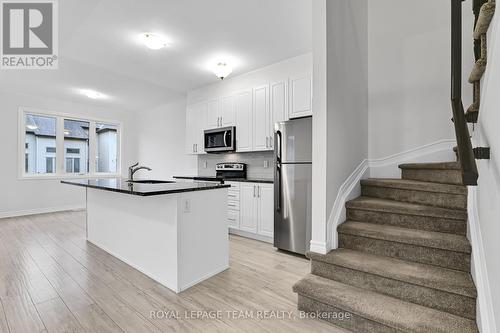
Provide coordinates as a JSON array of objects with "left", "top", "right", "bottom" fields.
[{"left": 274, "top": 117, "right": 312, "bottom": 255}]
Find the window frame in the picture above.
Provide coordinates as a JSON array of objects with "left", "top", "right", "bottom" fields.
[{"left": 18, "top": 107, "right": 122, "bottom": 180}]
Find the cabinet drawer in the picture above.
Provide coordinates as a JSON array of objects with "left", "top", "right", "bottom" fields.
[
  {"left": 227, "top": 191, "right": 240, "bottom": 201},
  {"left": 227, "top": 200, "right": 240, "bottom": 211},
  {"left": 227, "top": 210, "right": 240, "bottom": 229},
  {"left": 225, "top": 182, "right": 241, "bottom": 190}
]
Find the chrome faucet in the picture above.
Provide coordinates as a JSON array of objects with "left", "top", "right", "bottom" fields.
[{"left": 128, "top": 162, "right": 152, "bottom": 181}]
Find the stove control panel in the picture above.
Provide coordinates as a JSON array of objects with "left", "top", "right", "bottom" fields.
[{"left": 216, "top": 163, "right": 246, "bottom": 171}]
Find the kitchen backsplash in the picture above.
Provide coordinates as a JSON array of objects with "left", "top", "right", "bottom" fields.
[{"left": 198, "top": 151, "right": 274, "bottom": 179}]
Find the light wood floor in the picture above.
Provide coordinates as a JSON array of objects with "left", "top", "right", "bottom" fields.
[{"left": 0, "top": 211, "right": 346, "bottom": 333}]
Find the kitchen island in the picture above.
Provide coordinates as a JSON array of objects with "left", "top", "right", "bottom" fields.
[{"left": 62, "top": 178, "right": 230, "bottom": 293}]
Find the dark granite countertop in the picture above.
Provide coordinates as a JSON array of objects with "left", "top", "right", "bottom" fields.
[
  {"left": 61, "top": 178, "right": 230, "bottom": 196},
  {"left": 174, "top": 176, "right": 274, "bottom": 184}
]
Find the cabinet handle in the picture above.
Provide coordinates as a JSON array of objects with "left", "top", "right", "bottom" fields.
[
  {"left": 266, "top": 137, "right": 269, "bottom": 148},
  {"left": 258, "top": 186, "right": 261, "bottom": 198},
  {"left": 220, "top": 116, "right": 223, "bottom": 126},
  {"left": 193, "top": 144, "right": 195, "bottom": 153},
  {"left": 253, "top": 186, "right": 256, "bottom": 197},
  {"left": 270, "top": 136, "right": 273, "bottom": 148}
]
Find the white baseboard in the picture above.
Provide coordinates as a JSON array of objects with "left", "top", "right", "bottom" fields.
[
  {"left": 369, "top": 139, "right": 456, "bottom": 178},
  {"left": 467, "top": 187, "right": 497, "bottom": 333},
  {"left": 327, "top": 160, "right": 369, "bottom": 249},
  {"left": 0, "top": 205, "right": 86, "bottom": 219},
  {"left": 229, "top": 228, "right": 273, "bottom": 244},
  {"left": 309, "top": 240, "right": 329, "bottom": 255},
  {"left": 322, "top": 139, "right": 457, "bottom": 253}
]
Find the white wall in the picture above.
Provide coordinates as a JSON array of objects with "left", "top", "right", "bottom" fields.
[
  {"left": 187, "top": 53, "right": 312, "bottom": 105},
  {"left": 310, "top": 0, "right": 369, "bottom": 253},
  {"left": 134, "top": 98, "right": 197, "bottom": 180},
  {"left": 472, "top": 5, "right": 500, "bottom": 331},
  {"left": 368, "top": 0, "right": 474, "bottom": 159},
  {"left": 0, "top": 92, "right": 137, "bottom": 217}
]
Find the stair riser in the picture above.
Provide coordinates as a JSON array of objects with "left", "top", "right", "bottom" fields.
[
  {"left": 311, "top": 260, "right": 476, "bottom": 320},
  {"left": 361, "top": 186, "right": 467, "bottom": 210},
  {"left": 347, "top": 209, "right": 467, "bottom": 235},
  {"left": 297, "top": 294, "right": 401, "bottom": 333},
  {"left": 339, "top": 234, "right": 471, "bottom": 272},
  {"left": 401, "top": 169, "right": 463, "bottom": 185}
]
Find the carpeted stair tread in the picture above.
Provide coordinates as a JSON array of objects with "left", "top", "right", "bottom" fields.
[
  {"left": 307, "top": 249, "right": 476, "bottom": 298},
  {"left": 399, "top": 162, "right": 461, "bottom": 170},
  {"left": 346, "top": 196, "right": 467, "bottom": 221},
  {"left": 361, "top": 178, "right": 467, "bottom": 195},
  {"left": 293, "top": 274, "right": 479, "bottom": 333},
  {"left": 338, "top": 221, "right": 471, "bottom": 253}
]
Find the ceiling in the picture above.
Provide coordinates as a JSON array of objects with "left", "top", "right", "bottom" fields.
[{"left": 0, "top": 0, "right": 312, "bottom": 111}]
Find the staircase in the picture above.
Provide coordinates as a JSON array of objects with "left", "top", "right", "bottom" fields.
[{"left": 293, "top": 162, "right": 479, "bottom": 333}]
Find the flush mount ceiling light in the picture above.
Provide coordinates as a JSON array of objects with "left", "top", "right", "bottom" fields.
[
  {"left": 212, "top": 62, "right": 233, "bottom": 80},
  {"left": 81, "top": 89, "right": 105, "bottom": 99},
  {"left": 140, "top": 33, "right": 169, "bottom": 50}
]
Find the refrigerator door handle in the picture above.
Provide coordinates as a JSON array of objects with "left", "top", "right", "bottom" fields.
[
  {"left": 276, "top": 164, "right": 282, "bottom": 211},
  {"left": 275, "top": 130, "right": 282, "bottom": 163}
]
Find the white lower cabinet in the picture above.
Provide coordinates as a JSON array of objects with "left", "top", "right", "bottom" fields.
[
  {"left": 257, "top": 184, "right": 274, "bottom": 238},
  {"left": 229, "top": 182, "right": 274, "bottom": 242},
  {"left": 240, "top": 183, "right": 258, "bottom": 233}
]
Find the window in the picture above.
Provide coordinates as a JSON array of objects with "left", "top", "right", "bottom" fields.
[
  {"left": 66, "top": 157, "right": 81, "bottom": 173},
  {"left": 64, "top": 119, "right": 89, "bottom": 174},
  {"left": 24, "top": 114, "right": 56, "bottom": 174},
  {"left": 96, "top": 123, "right": 118, "bottom": 173},
  {"left": 66, "top": 148, "right": 80, "bottom": 154},
  {"left": 20, "top": 109, "right": 121, "bottom": 178},
  {"left": 46, "top": 157, "right": 55, "bottom": 173}
]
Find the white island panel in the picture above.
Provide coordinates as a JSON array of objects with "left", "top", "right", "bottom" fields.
[{"left": 86, "top": 187, "right": 228, "bottom": 293}]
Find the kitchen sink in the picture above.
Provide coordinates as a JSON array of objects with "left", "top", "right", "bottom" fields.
[{"left": 127, "top": 180, "right": 176, "bottom": 184}]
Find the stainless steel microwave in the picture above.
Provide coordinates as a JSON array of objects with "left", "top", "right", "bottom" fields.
[{"left": 204, "top": 126, "right": 236, "bottom": 153}]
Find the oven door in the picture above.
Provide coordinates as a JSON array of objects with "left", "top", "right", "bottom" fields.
[{"left": 204, "top": 127, "right": 236, "bottom": 152}]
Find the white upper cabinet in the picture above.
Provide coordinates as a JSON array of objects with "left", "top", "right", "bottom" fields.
[
  {"left": 196, "top": 102, "right": 207, "bottom": 154},
  {"left": 185, "top": 102, "right": 207, "bottom": 155},
  {"left": 221, "top": 95, "right": 236, "bottom": 127},
  {"left": 253, "top": 84, "right": 270, "bottom": 151},
  {"left": 185, "top": 105, "right": 197, "bottom": 154},
  {"left": 235, "top": 90, "right": 253, "bottom": 152},
  {"left": 206, "top": 99, "right": 219, "bottom": 129},
  {"left": 186, "top": 71, "right": 312, "bottom": 155},
  {"left": 206, "top": 96, "right": 236, "bottom": 129},
  {"left": 289, "top": 73, "right": 313, "bottom": 119},
  {"left": 270, "top": 80, "right": 289, "bottom": 149}
]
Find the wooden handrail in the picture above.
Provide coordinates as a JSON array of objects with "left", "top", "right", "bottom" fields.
[{"left": 451, "top": 0, "right": 479, "bottom": 186}]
